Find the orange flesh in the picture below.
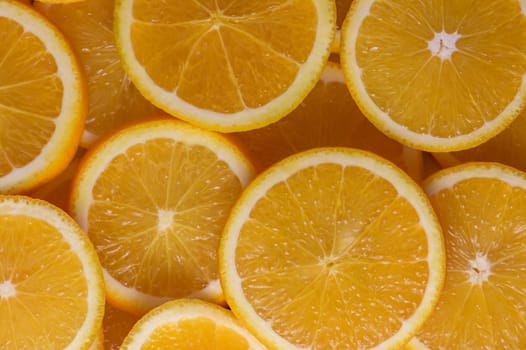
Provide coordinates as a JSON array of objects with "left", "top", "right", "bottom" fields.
[
  {"left": 88, "top": 138, "right": 243, "bottom": 298},
  {"left": 0, "top": 17, "right": 62, "bottom": 175},
  {"left": 35, "top": 0, "right": 160, "bottom": 142},
  {"left": 103, "top": 303, "right": 140, "bottom": 349},
  {"left": 130, "top": 0, "right": 317, "bottom": 113},
  {"left": 141, "top": 317, "right": 250, "bottom": 349},
  {"left": 235, "top": 163, "right": 430, "bottom": 349},
  {"left": 234, "top": 64, "right": 416, "bottom": 176},
  {"left": 355, "top": 0, "right": 526, "bottom": 137},
  {"left": 0, "top": 215, "right": 88, "bottom": 348},
  {"left": 420, "top": 177, "right": 526, "bottom": 348}
]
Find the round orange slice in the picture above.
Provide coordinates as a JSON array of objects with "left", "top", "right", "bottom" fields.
[
  {"left": 234, "top": 62, "right": 423, "bottom": 181},
  {"left": 341, "top": 0, "right": 526, "bottom": 152},
  {"left": 34, "top": 0, "right": 161, "bottom": 148},
  {"left": 0, "top": 195, "right": 104, "bottom": 349},
  {"left": 121, "top": 299, "right": 265, "bottom": 349},
  {"left": 69, "top": 119, "right": 255, "bottom": 315},
  {"left": 219, "top": 147, "right": 445, "bottom": 349},
  {"left": 114, "top": 0, "right": 336, "bottom": 132},
  {"left": 416, "top": 162, "right": 526, "bottom": 348},
  {"left": 0, "top": 0, "right": 86, "bottom": 193}
]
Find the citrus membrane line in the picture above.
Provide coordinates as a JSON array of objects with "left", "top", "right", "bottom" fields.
[
  {"left": 190, "top": 0, "right": 213, "bottom": 14},
  {"left": 449, "top": 60, "right": 487, "bottom": 119},
  {"left": 170, "top": 159, "right": 222, "bottom": 210},
  {"left": 384, "top": 0, "right": 437, "bottom": 35},
  {"left": 334, "top": 197, "right": 406, "bottom": 259},
  {"left": 92, "top": 199, "right": 157, "bottom": 216},
  {"left": 172, "top": 25, "right": 212, "bottom": 93},
  {"left": 328, "top": 168, "right": 346, "bottom": 257},
  {"left": 368, "top": 15, "right": 429, "bottom": 42},
  {"left": 131, "top": 18, "right": 213, "bottom": 27},
  {"left": 219, "top": 0, "right": 298, "bottom": 20},
  {"left": 168, "top": 200, "right": 235, "bottom": 215},
  {"left": 221, "top": 23, "right": 302, "bottom": 65},
  {"left": 247, "top": 216, "right": 323, "bottom": 259},
  {"left": 460, "top": 12, "right": 522, "bottom": 38},
  {"left": 0, "top": 73, "right": 57, "bottom": 90},
  {"left": 386, "top": 55, "right": 434, "bottom": 114},
  {"left": 238, "top": 263, "right": 325, "bottom": 281},
  {"left": 0, "top": 30, "right": 23, "bottom": 68},
  {"left": 0, "top": 103, "right": 57, "bottom": 121},
  {"left": 282, "top": 179, "right": 327, "bottom": 253}
]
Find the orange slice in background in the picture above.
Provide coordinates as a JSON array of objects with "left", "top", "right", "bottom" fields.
[
  {"left": 114, "top": 0, "right": 336, "bottom": 132},
  {"left": 341, "top": 0, "right": 526, "bottom": 152},
  {"left": 69, "top": 119, "right": 255, "bottom": 315},
  {"left": 415, "top": 162, "right": 526, "bottom": 348},
  {"left": 103, "top": 303, "right": 140, "bottom": 350},
  {"left": 433, "top": 109, "right": 526, "bottom": 172},
  {"left": 234, "top": 62, "right": 423, "bottom": 181},
  {"left": 331, "top": 0, "right": 352, "bottom": 53},
  {"left": 0, "top": 195, "right": 104, "bottom": 349},
  {"left": 0, "top": 0, "right": 86, "bottom": 193},
  {"left": 120, "top": 299, "right": 266, "bottom": 349},
  {"left": 35, "top": 0, "right": 161, "bottom": 148},
  {"left": 219, "top": 148, "right": 445, "bottom": 349},
  {"left": 30, "top": 148, "right": 85, "bottom": 211}
]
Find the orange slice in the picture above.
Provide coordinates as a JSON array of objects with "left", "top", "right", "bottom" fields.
[
  {"left": 0, "top": 195, "right": 104, "bottom": 349},
  {"left": 114, "top": 0, "right": 336, "bottom": 132},
  {"left": 69, "top": 119, "right": 255, "bottom": 315},
  {"left": 121, "top": 299, "right": 266, "bottom": 349},
  {"left": 0, "top": 0, "right": 86, "bottom": 193},
  {"left": 234, "top": 62, "right": 423, "bottom": 181},
  {"left": 416, "top": 162, "right": 526, "bottom": 348},
  {"left": 34, "top": 0, "right": 161, "bottom": 148},
  {"left": 103, "top": 303, "right": 140, "bottom": 350},
  {"left": 433, "top": 109, "right": 526, "bottom": 172},
  {"left": 219, "top": 148, "right": 445, "bottom": 349},
  {"left": 341, "top": 0, "right": 526, "bottom": 152}
]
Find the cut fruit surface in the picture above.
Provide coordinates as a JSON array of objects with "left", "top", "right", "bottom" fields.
[
  {"left": 234, "top": 62, "right": 423, "bottom": 180},
  {"left": 433, "top": 109, "right": 526, "bottom": 172},
  {"left": 0, "top": 0, "right": 86, "bottom": 193},
  {"left": 121, "top": 299, "right": 265, "bottom": 349},
  {"left": 114, "top": 0, "right": 335, "bottom": 132},
  {"left": 0, "top": 195, "right": 105, "bottom": 349},
  {"left": 35, "top": 0, "right": 161, "bottom": 147},
  {"left": 419, "top": 162, "right": 526, "bottom": 348},
  {"left": 219, "top": 148, "right": 445, "bottom": 349},
  {"left": 103, "top": 303, "right": 140, "bottom": 350},
  {"left": 341, "top": 0, "right": 526, "bottom": 152},
  {"left": 70, "top": 119, "right": 255, "bottom": 315}
]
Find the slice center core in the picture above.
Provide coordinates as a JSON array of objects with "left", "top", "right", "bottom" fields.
[
  {"left": 468, "top": 254, "right": 492, "bottom": 285},
  {"left": 157, "top": 209, "right": 175, "bottom": 232},
  {"left": 428, "top": 31, "right": 461, "bottom": 60},
  {"left": 0, "top": 280, "right": 16, "bottom": 299}
]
